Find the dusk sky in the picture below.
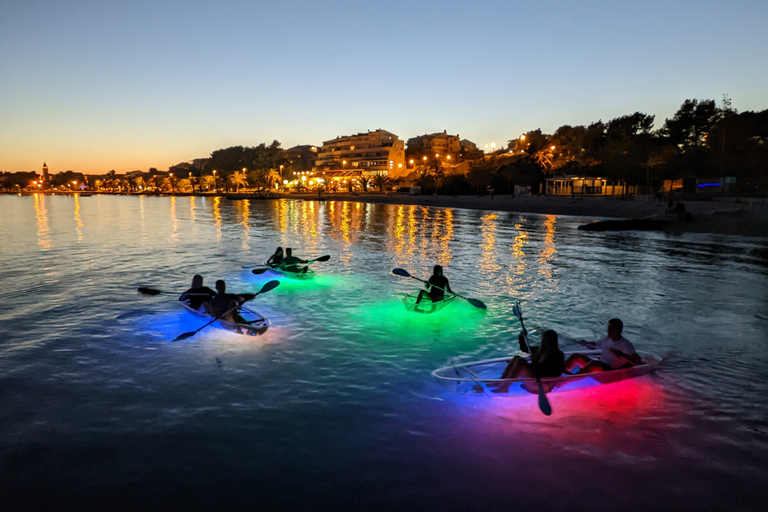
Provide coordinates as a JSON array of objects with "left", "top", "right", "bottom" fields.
[{"left": 1, "top": 0, "right": 766, "bottom": 174}]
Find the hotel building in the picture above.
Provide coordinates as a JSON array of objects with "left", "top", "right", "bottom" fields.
[{"left": 314, "top": 129, "right": 406, "bottom": 179}]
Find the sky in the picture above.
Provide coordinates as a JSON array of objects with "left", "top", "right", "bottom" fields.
[{"left": 1, "top": 0, "right": 767, "bottom": 174}]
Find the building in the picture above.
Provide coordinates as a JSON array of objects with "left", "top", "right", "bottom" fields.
[
  {"left": 284, "top": 145, "right": 319, "bottom": 171},
  {"left": 314, "top": 129, "right": 406, "bottom": 181},
  {"left": 407, "top": 131, "right": 461, "bottom": 159},
  {"left": 545, "top": 175, "right": 635, "bottom": 196}
]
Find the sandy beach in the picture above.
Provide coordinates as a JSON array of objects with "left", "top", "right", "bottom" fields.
[{"left": 288, "top": 192, "right": 768, "bottom": 238}]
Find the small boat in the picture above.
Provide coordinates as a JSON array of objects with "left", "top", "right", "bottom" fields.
[
  {"left": 264, "top": 263, "right": 315, "bottom": 280},
  {"left": 180, "top": 301, "right": 269, "bottom": 336},
  {"left": 402, "top": 292, "right": 456, "bottom": 314},
  {"left": 432, "top": 350, "right": 661, "bottom": 397},
  {"left": 577, "top": 218, "right": 670, "bottom": 231}
]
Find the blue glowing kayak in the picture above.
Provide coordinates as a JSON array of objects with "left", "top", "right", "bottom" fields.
[
  {"left": 180, "top": 301, "right": 270, "bottom": 336},
  {"left": 432, "top": 350, "right": 661, "bottom": 397},
  {"left": 402, "top": 292, "right": 456, "bottom": 314}
]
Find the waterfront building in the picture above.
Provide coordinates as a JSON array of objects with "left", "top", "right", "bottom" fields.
[
  {"left": 407, "top": 131, "right": 461, "bottom": 160},
  {"left": 285, "top": 145, "right": 319, "bottom": 171},
  {"left": 314, "top": 129, "right": 406, "bottom": 183},
  {"left": 545, "top": 175, "right": 635, "bottom": 196}
]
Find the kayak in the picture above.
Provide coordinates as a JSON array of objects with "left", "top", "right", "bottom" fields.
[
  {"left": 180, "top": 301, "right": 270, "bottom": 336},
  {"left": 402, "top": 292, "right": 456, "bottom": 314},
  {"left": 432, "top": 350, "right": 661, "bottom": 397},
  {"left": 265, "top": 263, "right": 315, "bottom": 280}
]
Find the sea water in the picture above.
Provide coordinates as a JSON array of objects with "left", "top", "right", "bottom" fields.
[{"left": 1, "top": 194, "right": 767, "bottom": 511}]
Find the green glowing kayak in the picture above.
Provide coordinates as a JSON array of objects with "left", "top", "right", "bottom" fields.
[
  {"left": 402, "top": 292, "right": 457, "bottom": 314},
  {"left": 268, "top": 265, "right": 315, "bottom": 280},
  {"left": 432, "top": 350, "right": 661, "bottom": 397},
  {"left": 180, "top": 301, "right": 270, "bottom": 336}
]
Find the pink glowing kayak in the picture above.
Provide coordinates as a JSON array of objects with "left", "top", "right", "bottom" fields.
[
  {"left": 402, "top": 292, "right": 456, "bottom": 314},
  {"left": 180, "top": 301, "right": 270, "bottom": 336},
  {"left": 432, "top": 350, "right": 661, "bottom": 397}
]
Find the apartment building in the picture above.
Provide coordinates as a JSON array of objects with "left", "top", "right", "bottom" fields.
[
  {"left": 406, "top": 130, "right": 461, "bottom": 159},
  {"left": 314, "top": 129, "right": 406, "bottom": 178}
]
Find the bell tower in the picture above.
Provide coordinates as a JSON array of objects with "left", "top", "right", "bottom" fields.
[{"left": 42, "top": 162, "right": 49, "bottom": 186}]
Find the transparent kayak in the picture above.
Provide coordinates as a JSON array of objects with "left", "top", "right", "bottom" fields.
[
  {"left": 265, "top": 263, "right": 315, "bottom": 280},
  {"left": 432, "top": 350, "right": 661, "bottom": 397},
  {"left": 180, "top": 301, "right": 270, "bottom": 336},
  {"left": 402, "top": 292, "right": 457, "bottom": 314}
]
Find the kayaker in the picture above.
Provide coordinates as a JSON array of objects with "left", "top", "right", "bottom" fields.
[
  {"left": 499, "top": 329, "right": 566, "bottom": 381},
  {"left": 415, "top": 265, "right": 452, "bottom": 304},
  {"left": 565, "top": 318, "right": 642, "bottom": 373},
  {"left": 267, "top": 247, "right": 284, "bottom": 267},
  {"left": 278, "top": 248, "right": 309, "bottom": 274},
  {"left": 209, "top": 280, "right": 255, "bottom": 324},
  {"left": 178, "top": 275, "right": 216, "bottom": 312}
]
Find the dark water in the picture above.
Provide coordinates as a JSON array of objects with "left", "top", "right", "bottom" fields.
[{"left": 1, "top": 194, "right": 767, "bottom": 511}]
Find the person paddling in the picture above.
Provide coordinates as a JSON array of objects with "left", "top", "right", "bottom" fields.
[
  {"left": 415, "top": 265, "right": 452, "bottom": 304},
  {"left": 565, "top": 318, "right": 642, "bottom": 374},
  {"left": 267, "top": 247, "right": 284, "bottom": 268},
  {"left": 179, "top": 275, "right": 216, "bottom": 313},
  {"left": 279, "top": 248, "right": 309, "bottom": 274},
  {"left": 209, "top": 280, "right": 255, "bottom": 325}
]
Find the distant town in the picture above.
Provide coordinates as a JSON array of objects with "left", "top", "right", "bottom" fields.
[{"left": 2, "top": 98, "right": 766, "bottom": 197}]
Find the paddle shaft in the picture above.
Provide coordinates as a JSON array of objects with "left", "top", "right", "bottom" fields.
[{"left": 513, "top": 302, "right": 552, "bottom": 415}]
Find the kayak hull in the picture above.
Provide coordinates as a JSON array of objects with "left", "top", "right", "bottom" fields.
[
  {"left": 264, "top": 262, "right": 315, "bottom": 280},
  {"left": 402, "top": 292, "right": 456, "bottom": 314},
  {"left": 432, "top": 350, "right": 661, "bottom": 397},
  {"left": 180, "top": 302, "right": 270, "bottom": 336}
]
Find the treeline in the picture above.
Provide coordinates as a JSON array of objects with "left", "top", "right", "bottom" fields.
[{"left": 419, "top": 98, "right": 768, "bottom": 196}]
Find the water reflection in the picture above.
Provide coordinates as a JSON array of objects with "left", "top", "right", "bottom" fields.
[
  {"left": 237, "top": 199, "right": 251, "bottom": 250},
  {"left": 170, "top": 196, "right": 178, "bottom": 242},
  {"left": 213, "top": 196, "right": 222, "bottom": 243},
  {"left": 73, "top": 194, "right": 84, "bottom": 242},
  {"left": 33, "top": 193, "right": 51, "bottom": 251},
  {"left": 538, "top": 215, "right": 557, "bottom": 278},
  {"left": 479, "top": 213, "right": 501, "bottom": 276}
]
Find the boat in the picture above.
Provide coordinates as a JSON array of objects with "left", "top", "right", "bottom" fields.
[
  {"left": 263, "top": 263, "right": 315, "bottom": 280},
  {"left": 180, "top": 301, "right": 269, "bottom": 336},
  {"left": 578, "top": 218, "right": 670, "bottom": 231},
  {"left": 432, "top": 350, "right": 661, "bottom": 397},
  {"left": 402, "top": 292, "right": 457, "bottom": 314}
]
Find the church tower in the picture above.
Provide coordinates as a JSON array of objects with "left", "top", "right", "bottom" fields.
[{"left": 42, "top": 162, "right": 49, "bottom": 185}]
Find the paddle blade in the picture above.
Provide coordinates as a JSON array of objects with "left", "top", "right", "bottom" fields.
[
  {"left": 314, "top": 254, "right": 331, "bottom": 262},
  {"left": 251, "top": 268, "right": 270, "bottom": 275},
  {"left": 392, "top": 268, "right": 411, "bottom": 278},
  {"left": 173, "top": 331, "right": 197, "bottom": 342},
  {"left": 512, "top": 301, "right": 522, "bottom": 321},
  {"left": 467, "top": 298, "right": 487, "bottom": 310},
  {"left": 258, "top": 280, "right": 280, "bottom": 293},
  {"left": 138, "top": 287, "right": 162, "bottom": 295},
  {"left": 538, "top": 384, "right": 552, "bottom": 415}
]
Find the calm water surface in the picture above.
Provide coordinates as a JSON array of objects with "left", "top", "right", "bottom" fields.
[{"left": 1, "top": 194, "right": 767, "bottom": 511}]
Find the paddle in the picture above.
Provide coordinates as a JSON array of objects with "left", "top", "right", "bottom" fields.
[
  {"left": 512, "top": 300, "right": 552, "bottom": 416},
  {"left": 173, "top": 280, "right": 280, "bottom": 341},
  {"left": 251, "top": 254, "right": 331, "bottom": 274},
  {"left": 391, "top": 268, "right": 487, "bottom": 310}
]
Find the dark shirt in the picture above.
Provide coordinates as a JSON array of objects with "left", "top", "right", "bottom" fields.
[
  {"left": 179, "top": 286, "right": 215, "bottom": 310},
  {"left": 267, "top": 253, "right": 283, "bottom": 267},
  {"left": 529, "top": 346, "right": 566, "bottom": 378},
  {"left": 209, "top": 293, "right": 249, "bottom": 317},
  {"left": 427, "top": 275, "right": 450, "bottom": 300}
]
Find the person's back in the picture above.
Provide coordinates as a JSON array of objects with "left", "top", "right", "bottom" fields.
[
  {"left": 179, "top": 275, "right": 215, "bottom": 310},
  {"left": 267, "top": 247, "right": 283, "bottom": 267},
  {"left": 209, "top": 280, "right": 238, "bottom": 318},
  {"left": 428, "top": 274, "right": 450, "bottom": 301}
]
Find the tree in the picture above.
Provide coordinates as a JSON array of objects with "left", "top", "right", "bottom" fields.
[
  {"left": 662, "top": 99, "right": 719, "bottom": 148},
  {"left": 229, "top": 170, "right": 248, "bottom": 192},
  {"left": 372, "top": 174, "right": 391, "bottom": 192}
]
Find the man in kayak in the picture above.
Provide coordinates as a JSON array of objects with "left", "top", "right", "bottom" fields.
[
  {"left": 278, "top": 248, "right": 309, "bottom": 274},
  {"left": 266, "top": 247, "right": 284, "bottom": 267},
  {"left": 492, "top": 329, "right": 566, "bottom": 392},
  {"left": 565, "top": 318, "right": 642, "bottom": 373},
  {"left": 415, "top": 265, "right": 453, "bottom": 304},
  {"left": 209, "top": 280, "right": 256, "bottom": 325},
  {"left": 179, "top": 275, "right": 216, "bottom": 313}
]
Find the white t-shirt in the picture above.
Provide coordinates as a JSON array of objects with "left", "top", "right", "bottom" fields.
[{"left": 595, "top": 335, "right": 637, "bottom": 369}]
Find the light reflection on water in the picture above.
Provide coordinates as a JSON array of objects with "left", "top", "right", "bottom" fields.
[{"left": 0, "top": 194, "right": 767, "bottom": 511}]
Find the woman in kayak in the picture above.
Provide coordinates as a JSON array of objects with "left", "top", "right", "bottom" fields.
[
  {"left": 415, "top": 265, "right": 452, "bottom": 304},
  {"left": 267, "top": 247, "right": 284, "bottom": 267},
  {"left": 179, "top": 275, "right": 216, "bottom": 312},
  {"left": 496, "top": 329, "right": 566, "bottom": 383}
]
